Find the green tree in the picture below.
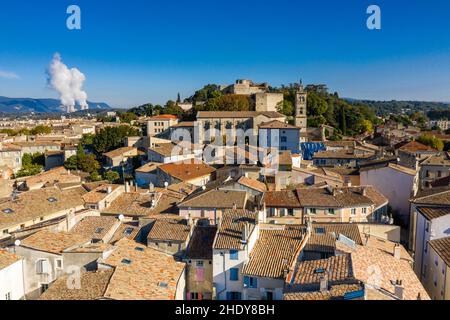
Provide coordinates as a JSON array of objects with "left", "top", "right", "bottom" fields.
[
  {"left": 92, "top": 125, "right": 140, "bottom": 155},
  {"left": 119, "top": 112, "right": 138, "bottom": 124},
  {"left": 64, "top": 156, "right": 78, "bottom": 170},
  {"left": 89, "top": 171, "right": 103, "bottom": 182},
  {"left": 31, "top": 125, "right": 52, "bottom": 135},
  {"left": 417, "top": 135, "right": 444, "bottom": 151},
  {"left": 77, "top": 154, "right": 100, "bottom": 173},
  {"left": 103, "top": 170, "right": 120, "bottom": 183}
]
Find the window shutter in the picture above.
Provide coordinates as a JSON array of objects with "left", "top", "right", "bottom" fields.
[
  {"left": 253, "top": 277, "right": 258, "bottom": 288},
  {"left": 186, "top": 291, "right": 190, "bottom": 300},
  {"left": 42, "top": 260, "right": 49, "bottom": 274},
  {"left": 226, "top": 292, "right": 231, "bottom": 300},
  {"left": 243, "top": 276, "right": 249, "bottom": 287},
  {"left": 198, "top": 293, "right": 203, "bottom": 300},
  {"left": 196, "top": 268, "right": 205, "bottom": 282}
]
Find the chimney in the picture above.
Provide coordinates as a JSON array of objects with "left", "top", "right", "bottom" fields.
[
  {"left": 241, "top": 222, "right": 249, "bottom": 243},
  {"left": 233, "top": 202, "right": 237, "bottom": 210},
  {"left": 149, "top": 183, "right": 154, "bottom": 192},
  {"left": 345, "top": 177, "right": 352, "bottom": 187},
  {"left": 361, "top": 187, "right": 367, "bottom": 197},
  {"left": 107, "top": 186, "right": 112, "bottom": 194},
  {"left": 394, "top": 280, "right": 404, "bottom": 300},
  {"left": 393, "top": 243, "right": 401, "bottom": 260},
  {"left": 124, "top": 181, "right": 130, "bottom": 193},
  {"left": 319, "top": 276, "right": 328, "bottom": 292}
]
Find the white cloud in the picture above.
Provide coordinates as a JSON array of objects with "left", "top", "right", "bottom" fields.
[{"left": 0, "top": 70, "right": 20, "bottom": 79}]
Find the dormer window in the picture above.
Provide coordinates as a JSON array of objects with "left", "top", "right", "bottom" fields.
[{"left": 47, "top": 197, "right": 57, "bottom": 203}]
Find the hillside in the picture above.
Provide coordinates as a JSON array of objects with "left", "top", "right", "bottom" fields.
[{"left": 0, "top": 96, "right": 111, "bottom": 113}]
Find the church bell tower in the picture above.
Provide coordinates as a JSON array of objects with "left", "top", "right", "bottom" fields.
[{"left": 295, "top": 80, "right": 307, "bottom": 130}]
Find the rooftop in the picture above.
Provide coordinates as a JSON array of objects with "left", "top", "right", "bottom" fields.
[
  {"left": 20, "top": 230, "right": 90, "bottom": 254},
  {"left": 398, "top": 140, "right": 437, "bottom": 153},
  {"left": 214, "top": 209, "right": 257, "bottom": 250},
  {"left": 416, "top": 206, "right": 450, "bottom": 221},
  {"left": 39, "top": 270, "right": 114, "bottom": 300},
  {"left": 70, "top": 216, "right": 120, "bottom": 242},
  {"left": 429, "top": 236, "right": 450, "bottom": 267},
  {"left": 258, "top": 120, "right": 300, "bottom": 129},
  {"left": 147, "top": 218, "right": 191, "bottom": 242},
  {"left": 103, "top": 146, "right": 137, "bottom": 159},
  {"left": 242, "top": 227, "right": 305, "bottom": 279},
  {"left": 158, "top": 160, "right": 215, "bottom": 182},
  {"left": 82, "top": 184, "right": 122, "bottom": 203},
  {"left": 0, "top": 249, "right": 21, "bottom": 270},
  {"left": 0, "top": 186, "right": 87, "bottom": 230},
  {"left": 100, "top": 239, "right": 185, "bottom": 300},
  {"left": 197, "top": 111, "right": 284, "bottom": 119},
  {"left": 179, "top": 189, "right": 247, "bottom": 209},
  {"left": 237, "top": 176, "right": 267, "bottom": 193},
  {"left": 185, "top": 226, "right": 217, "bottom": 260}
]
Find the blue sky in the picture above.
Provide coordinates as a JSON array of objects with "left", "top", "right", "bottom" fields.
[{"left": 1, "top": 0, "right": 450, "bottom": 108}]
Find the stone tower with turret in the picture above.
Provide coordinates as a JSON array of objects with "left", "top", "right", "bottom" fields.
[{"left": 295, "top": 80, "right": 307, "bottom": 130}]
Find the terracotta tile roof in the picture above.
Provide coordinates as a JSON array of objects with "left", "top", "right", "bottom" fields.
[
  {"left": 398, "top": 140, "right": 437, "bottom": 153},
  {"left": 70, "top": 216, "right": 119, "bottom": 241},
  {"left": 323, "top": 141, "right": 355, "bottom": 148},
  {"left": 429, "top": 236, "right": 450, "bottom": 266},
  {"left": 420, "top": 152, "right": 450, "bottom": 166},
  {"left": 258, "top": 120, "right": 299, "bottom": 129},
  {"left": 147, "top": 218, "right": 191, "bottom": 242},
  {"left": 197, "top": 111, "right": 284, "bottom": 119},
  {"left": 263, "top": 189, "right": 301, "bottom": 208},
  {"left": 304, "top": 233, "right": 336, "bottom": 254},
  {"left": 135, "top": 162, "right": 161, "bottom": 173},
  {"left": 284, "top": 284, "right": 362, "bottom": 300},
  {"left": 362, "top": 236, "right": 413, "bottom": 263},
  {"left": 149, "top": 114, "right": 178, "bottom": 120},
  {"left": 296, "top": 187, "right": 374, "bottom": 208},
  {"left": 100, "top": 239, "right": 185, "bottom": 300},
  {"left": 0, "top": 249, "right": 21, "bottom": 270},
  {"left": 242, "top": 227, "right": 306, "bottom": 279},
  {"left": 289, "top": 255, "right": 355, "bottom": 290},
  {"left": 349, "top": 244, "right": 430, "bottom": 300},
  {"left": 150, "top": 142, "right": 196, "bottom": 157},
  {"left": 109, "top": 221, "right": 140, "bottom": 245},
  {"left": 313, "top": 149, "right": 375, "bottom": 159},
  {"left": 185, "top": 226, "right": 217, "bottom": 260},
  {"left": 39, "top": 270, "right": 114, "bottom": 300},
  {"left": 0, "top": 186, "right": 87, "bottom": 230},
  {"left": 103, "top": 191, "right": 181, "bottom": 217},
  {"left": 312, "top": 223, "right": 363, "bottom": 245},
  {"left": 103, "top": 146, "right": 137, "bottom": 159},
  {"left": 25, "top": 166, "right": 81, "bottom": 188},
  {"left": 237, "top": 176, "right": 267, "bottom": 192},
  {"left": 359, "top": 186, "right": 389, "bottom": 209},
  {"left": 20, "top": 230, "right": 90, "bottom": 254},
  {"left": 412, "top": 187, "right": 450, "bottom": 205},
  {"left": 416, "top": 206, "right": 450, "bottom": 220},
  {"left": 159, "top": 160, "right": 215, "bottom": 182},
  {"left": 82, "top": 184, "right": 122, "bottom": 203},
  {"left": 214, "top": 209, "right": 257, "bottom": 250},
  {"left": 65, "top": 243, "right": 114, "bottom": 253},
  {"left": 179, "top": 189, "right": 247, "bottom": 209}
]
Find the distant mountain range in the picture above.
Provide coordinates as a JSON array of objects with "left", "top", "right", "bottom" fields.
[{"left": 0, "top": 96, "right": 111, "bottom": 113}]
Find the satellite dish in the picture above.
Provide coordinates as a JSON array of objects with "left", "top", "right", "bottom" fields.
[
  {"left": 118, "top": 214, "right": 125, "bottom": 221},
  {"left": 14, "top": 240, "right": 21, "bottom": 246},
  {"left": 202, "top": 186, "right": 206, "bottom": 191}
]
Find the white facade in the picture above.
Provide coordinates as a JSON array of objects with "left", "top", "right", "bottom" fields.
[
  {"left": 259, "top": 128, "right": 300, "bottom": 154},
  {"left": 212, "top": 225, "right": 259, "bottom": 300},
  {"left": 413, "top": 208, "right": 450, "bottom": 279},
  {"left": 360, "top": 165, "right": 418, "bottom": 221},
  {"left": 0, "top": 258, "right": 25, "bottom": 300}
]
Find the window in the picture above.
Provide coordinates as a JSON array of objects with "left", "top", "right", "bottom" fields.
[
  {"left": 226, "top": 292, "right": 242, "bottom": 300},
  {"left": 124, "top": 228, "right": 133, "bottom": 236},
  {"left": 40, "top": 284, "right": 49, "bottom": 295},
  {"left": 196, "top": 261, "right": 204, "bottom": 267},
  {"left": 327, "top": 208, "right": 335, "bottom": 215},
  {"left": 425, "top": 242, "right": 428, "bottom": 254},
  {"left": 229, "top": 268, "right": 239, "bottom": 281},
  {"left": 438, "top": 171, "right": 442, "bottom": 178},
  {"left": 351, "top": 208, "right": 356, "bottom": 215},
  {"left": 426, "top": 222, "right": 430, "bottom": 233},
  {"left": 315, "top": 227, "right": 325, "bottom": 234},
  {"left": 309, "top": 208, "right": 317, "bottom": 215},
  {"left": 56, "top": 259, "right": 63, "bottom": 269},
  {"left": 435, "top": 258, "right": 439, "bottom": 267},
  {"left": 281, "top": 136, "right": 287, "bottom": 143},
  {"left": 2, "top": 229, "right": 8, "bottom": 235},
  {"left": 287, "top": 208, "right": 294, "bottom": 216},
  {"left": 5, "top": 292, "right": 11, "bottom": 300},
  {"left": 266, "top": 291, "right": 274, "bottom": 300},
  {"left": 190, "top": 292, "right": 199, "bottom": 300},
  {"left": 229, "top": 250, "right": 239, "bottom": 260},
  {"left": 36, "top": 259, "right": 49, "bottom": 274},
  {"left": 167, "top": 242, "right": 172, "bottom": 247},
  {"left": 243, "top": 276, "right": 258, "bottom": 288}
]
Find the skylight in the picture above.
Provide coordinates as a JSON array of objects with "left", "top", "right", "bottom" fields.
[
  {"left": 314, "top": 268, "right": 326, "bottom": 274},
  {"left": 121, "top": 259, "right": 132, "bottom": 265},
  {"left": 47, "top": 197, "right": 58, "bottom": 203},
  {"left": 315, "top": 227, "right": 325, "bottom": 234},
  {"left": 135, "top": 247, "right": 144, "bottom": 252},
  {"left": 158, "top": 282, "right": 168, "bottom": 288},
  {"left": 124, "top": 228, "right": 133, "bottom": 235},
  {"left": 95, "top": 228, "right": 104, "bottom": 234},
  {"left": 2, "top": 208, "right": 14, "bottom": 214}
]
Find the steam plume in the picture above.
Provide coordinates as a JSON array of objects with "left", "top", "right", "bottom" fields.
[{"left": 47, "top": 53, "right": 89, "bottom": 113}]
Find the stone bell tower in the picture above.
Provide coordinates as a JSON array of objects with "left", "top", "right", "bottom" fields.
[{"left": 295, "top": 80, "right": 307, "bottom": 130}]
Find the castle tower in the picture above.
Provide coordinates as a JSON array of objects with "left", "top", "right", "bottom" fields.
[{"left": 295, "top": 80, "right": 307, "bottom": 130}]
